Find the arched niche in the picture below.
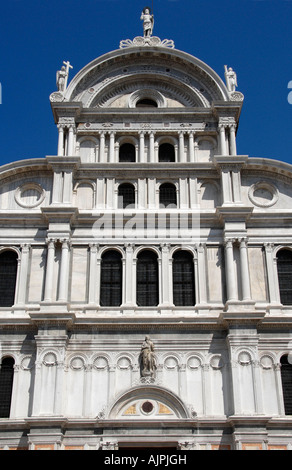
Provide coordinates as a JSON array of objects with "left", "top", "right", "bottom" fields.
[{"left": 108, "top": 385, "right": 190, "bottom": 420}]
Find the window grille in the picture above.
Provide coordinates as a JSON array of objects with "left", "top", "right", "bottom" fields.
[
  {"left": 100, "top": 251, "right": 122, "bottom": 307},
  {"left": 0, "top": 357, "right": 15, "bottom": 418},
  {"left": 0, "top": 251, "right": 17, "bottom": 307},
  {"left": 118, "top": 183, "right": 135, "bottom": 208},
  {"left": 173, "top": 251, "right": 195, "bottom": 306},
  {"left": 159, "top": 183, "right": 177, "bottom": 208},
  {"left": 119, "top": 143, "right": 135, "bottom": 162},
  {"left": 159, "top": 143, "right": 175, "bottom": 162},
  {"left": 277, "top": 249, "right": 292, "bottom": 305},
  {"left": 280, "top": 355, "right": 292, "bottom": 415},
  {"left": 137, "top": 250, "right": 159, "bottom": 306}
]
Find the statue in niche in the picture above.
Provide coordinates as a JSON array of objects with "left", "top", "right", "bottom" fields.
[
  {"left": 224, "top": 65, "right": 238, "bottom": 92},
  {"left": 141, "top": 7, "right": 154, "bottom": 38},
  {"left": 139, "top": 336, "right": 156, "bottom": 378}
]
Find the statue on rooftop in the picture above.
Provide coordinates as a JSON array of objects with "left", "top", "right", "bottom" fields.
[
  {"left": 141, "top": 7, "right": 154, "bottom": 38},
  {"left": 56, "top": 61, "right": 73, "bottom": 93},
  {"left": 224, "top": 65, "right": 238, "bottom": 93}
]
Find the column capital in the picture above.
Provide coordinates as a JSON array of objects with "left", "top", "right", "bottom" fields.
[
  {"left": 124, "top": 242, "right": 135, "bottom": 252},
  {"left": 264, "top": 242, "right": 274, "bottom": 252},
  {"left": 224, "top": 237, "right": 235, "bottom": 247},
  {"left": 89, "top": 243, "right": 99, "bottom": 252},
  {"left": 46, "top": 237, "right": 56, "bottom": 246},
  {"left": 20, "top": 243, "right": 31, "bottom": 252},
  {"left": 160, "top": 242, "right": 171, "bottom": 253}
]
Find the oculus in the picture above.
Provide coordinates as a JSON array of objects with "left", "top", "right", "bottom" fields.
[
  {"left": 248, "top": 181, "right": 278, "bottom": 208},
  {"left": 15, "top": 182, "right": 45, "bottom": 208}
]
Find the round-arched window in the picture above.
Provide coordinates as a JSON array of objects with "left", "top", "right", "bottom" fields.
[{"left": 136, "top": 98, "right": 158, "bottom": 108}]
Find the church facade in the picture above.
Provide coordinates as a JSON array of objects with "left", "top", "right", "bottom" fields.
[{"left": 0, "top": 11, "right": 292, "bottom": 450}]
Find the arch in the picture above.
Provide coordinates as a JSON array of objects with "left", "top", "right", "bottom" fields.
[
  {"left": 118, "top": 183, "right": 135, "bottom": 209},
  {"left": 129, "top": 89, "right": 166, "bottom": 108},
  {"left": 277, "top": 249, "right": 292, "bottom": 305},
  {"left": 280, "top": 355, "right": 292, "bottom": 415},
  {"left": 64, "top": 48, "right": 230, "bottom": 107},
  {"left": 74, "top": 180, "right": 95, "bottom": 210},
  {"left": 172, "top": 250, "right": 195, "bottom": 306},
  {"left": 199, "top": 180, "right": 220, "bottom": 209},
  {"left": 108, "top": 385, "right": 190, "bottom": 420},
  {"left": 0, "top": 250, "right": 18, "bottom": 307},
  {"left": 159, "top": 143, "right": 175, "bottom": 163},
  {"left": 100, "top": 250, "right": 123, "bottom": 307},
  {"left": 0, "top": 357, "right": 15, "bottom": 418},
  {"left": 119, "top": 143, "right": 136, "bottom": 163},
  {"left": 159, "top": 182, "right": 177, "bottom": 208},
  {"left": 136, "top": 250, "right": 159, "bottom": 307},
  {"left": 78, "top": 138, "right": 97, "bottom": 163}
]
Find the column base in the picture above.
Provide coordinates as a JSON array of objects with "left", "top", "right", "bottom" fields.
[{"left": 224, "top": 300, "right": 256, "bottom": 312}]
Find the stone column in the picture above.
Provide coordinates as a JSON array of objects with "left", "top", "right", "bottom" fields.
[
  {"left": 229, "top": 123, "right": 237, "bottom": 156},
  {"left": 274, "top": 362, "right": 285, "bottom": 415},
  {"left": 139, "top": 132, "right": 145, "bottom": 163},
  {"left": 188, "top": 132, "right": 195, "bottom": 162},
  {"left": 31, "top": 359, "right": 42, "bottom": 416},
  {"left": 9, "top": 363, "right": 19, "bottom": 418},
  {"left": 109, "top": 131, "right": 115, "bottom": 163},
  {"left": 179, "top": 178, "right": 188, "bottom": 209},
  {"left": 194, "top": 141, "right": 199, "bottom": 162},
  {"left": 99, "top": 132, "right": 105, "bottom": 163},
  {"left": 96, "top": 177, "right": 105, "bottom": 210},
  {"left": 44, "top": 239, "right": 56, "bottom": 302},
  {"left": 231, "top": 168, "right": 242, "bottom": 203},
  {"left": 218, "top": 123, "right": 227, "bottom": 155},
  {"left": 54, "top": 358, "right": 65, "bottom": 415},
  {"left": 124, "top": 243, "right": 135, "bottom": 306},
  {"left": 221, "top": 169, "right": 233, "bottom": 204},
  {"left": 178, "top": 363, "right": 187, "bottom": 403},
  {"left": 148, "top": 178, "right": 156, "bottom": 209},
  {"left": 58, "top": 239, "right": 70, "bottom": 302},
  {"left": 149, "top": 132, "right": 155, "bottom": 163},
  {"left": 57, "top": 125, "right": 65, "bottom": 156},
  {"left": 67, "top": 125, "right": 75, "bottom": 156},
  {"left": 83, "top": 364, "right": 93, "bottom": 417},
  {"left": 264, "top": 243, "right": 280, "bottom": 304},
  {"left": 62, "top": 170, "right": 73, "bottom": 204},
  {"left": 224, "top": 239, "right": 237, "bottom": 301},
  {"left": 239, "top": 238, "right": 252, "bottom": 301},
  {"left": 197, "top": 244, "right": 207, "bottom": 304},
  {"left": 160, "top": 243, "right": 171, "bottom": 306},
  {"left": 88, "top": 244, "right": 98, "bottom": 305},
  {"left": 252, "top": 358, "right": 264, "bottom": 415},
  {"left": 52, "top": 171, "right": 63, "bottom": 204},
  {"left": 179, "top": 132, "right": 185, "bottom": 162},
  {"left": 16, "top": 244, "right": 30, "bottom": 305},
  {"left": 138, "top": 179, "right": 146, "bottom": 209}
]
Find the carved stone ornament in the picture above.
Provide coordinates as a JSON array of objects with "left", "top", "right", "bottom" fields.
[
  {"left": 230, "top": 91, "right": 244, "bottom": 102},
  {"left": 120, "top": 36, "right": 175, "bottom": 49},
  {"left": 49, "top": 91, "right": 66, "bottom": 102}
]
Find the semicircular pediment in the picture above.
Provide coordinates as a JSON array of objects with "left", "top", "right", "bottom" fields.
[
  {"left": 89, "top": 75, "right": 207, "bottom": 108},
  {"left": 65, "top": 48, "right": 229, "bottom": 108},
  {"left": 108, "top": 385, "right": 190, "bottom": 420}
]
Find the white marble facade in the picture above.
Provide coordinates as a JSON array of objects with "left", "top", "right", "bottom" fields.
[{"left": 0, "top": 27, "right": 292, "bottom": 451}]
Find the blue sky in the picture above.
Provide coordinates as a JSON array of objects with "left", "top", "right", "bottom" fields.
[{"left": 1, "top": 0, "right": 292, "bottom": 166}]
